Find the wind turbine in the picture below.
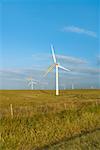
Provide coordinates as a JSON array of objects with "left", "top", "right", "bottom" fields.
[
  {"left": 44, "top": 44, "right": 71, "bottom": 95},
  {"left": 72, "top": 83, "right": 74, "bottom": 89},
  {"left": 27, "top": 77, "right": 37, "bottom": 90}
]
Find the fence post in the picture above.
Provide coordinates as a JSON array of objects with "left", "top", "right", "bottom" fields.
[{"left": 10, "top": 104, "right": 13, "bottom": 119}]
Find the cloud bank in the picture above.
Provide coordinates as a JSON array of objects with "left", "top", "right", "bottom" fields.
[
  {"left": 0, "top": 65, "right": 100, "bottom": 89},
  {"left": 0, "top": 54, "right": 100, "bottom": 89}
]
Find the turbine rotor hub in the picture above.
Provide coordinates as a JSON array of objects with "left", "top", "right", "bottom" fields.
[{"left": 56, "top": 63, "right": 60, "bottom": 66}]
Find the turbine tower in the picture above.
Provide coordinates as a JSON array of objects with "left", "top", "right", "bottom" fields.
[{"left": 44, "top": 44, "right": 71, "bottom": 95}]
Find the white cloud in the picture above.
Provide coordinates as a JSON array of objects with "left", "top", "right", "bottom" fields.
[
  {"left": 71, "top": 66, "right": 100, "bottom": 75},
  {"left": 32, "top": 53, "right": 87, "bottom": 66},
  {"left": 57, "top": 55, "right": 87, "bottom": 64},
  {"left": 32, "top": 53, "right": 50, "bottom": 61},
  {"left": 62, "top": 26, "right": 97, "bottom": 38}
]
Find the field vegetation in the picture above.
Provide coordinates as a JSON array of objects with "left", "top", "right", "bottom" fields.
[{"left": 0, "top": 90, "right": 100, "bottom": 150}]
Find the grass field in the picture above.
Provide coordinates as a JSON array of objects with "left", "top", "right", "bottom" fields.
[{"left": 0, "top": 90, "right": 100, "bottom": 150}]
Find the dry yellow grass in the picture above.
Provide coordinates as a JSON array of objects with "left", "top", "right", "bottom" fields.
[{"left": 0, "top": 90, "right": 100, "bottom": 149}]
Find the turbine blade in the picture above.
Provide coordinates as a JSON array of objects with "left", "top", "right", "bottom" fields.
[
  {"left": 44, "top": 63, "right": 55, "bottom": 77},
  {"left": 28, "top": 82, "right": 31, "bottom": 86},
  {"left": 33, "top": 82, "right": 37, "bottom": 85},
  {"left": 59, "top": 65, "right": 71, "bottom": 72},
  {"left": 51, "top": 44, "right": 56, "bottom": 63}
]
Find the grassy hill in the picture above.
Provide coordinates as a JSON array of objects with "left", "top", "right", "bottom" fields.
[{"left": 0, "top": 90, "right": 100, "bottom": 149}]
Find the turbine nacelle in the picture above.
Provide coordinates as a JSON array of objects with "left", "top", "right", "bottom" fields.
[{"left": 56, "top": 63, "right": 60, "bottom": 66}]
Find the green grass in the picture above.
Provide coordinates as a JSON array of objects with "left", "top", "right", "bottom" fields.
[{"left": 0, "top": 90, "right": 100, "bottom": 150}]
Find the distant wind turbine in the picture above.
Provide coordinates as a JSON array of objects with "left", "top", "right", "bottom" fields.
[
  {"left": 27, "top": 77, "right": 37, "bottom": 90},
  {"left": 91, "top": 86, "right": 94, "bottom": 89},
  {"left": 44, "top": 44, "right": 71, "bottom": 95},
  {"left": 72, "top": 83, "right": 74, "bottom": 89}
]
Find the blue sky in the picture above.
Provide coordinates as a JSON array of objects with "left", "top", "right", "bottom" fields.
[{"left": 0, "top": 0, "right": 100, "bottom": 89}]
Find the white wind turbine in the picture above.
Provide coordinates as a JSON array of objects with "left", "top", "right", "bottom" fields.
[
  {"left": 27, "top": 77, "right": 37, "bottom": 90},
  {"left": 44, "top": 44, "right": 71, "bottom": 95},
  {"left": 72, "top": 83, "right": 74, "bottom": 89}
]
